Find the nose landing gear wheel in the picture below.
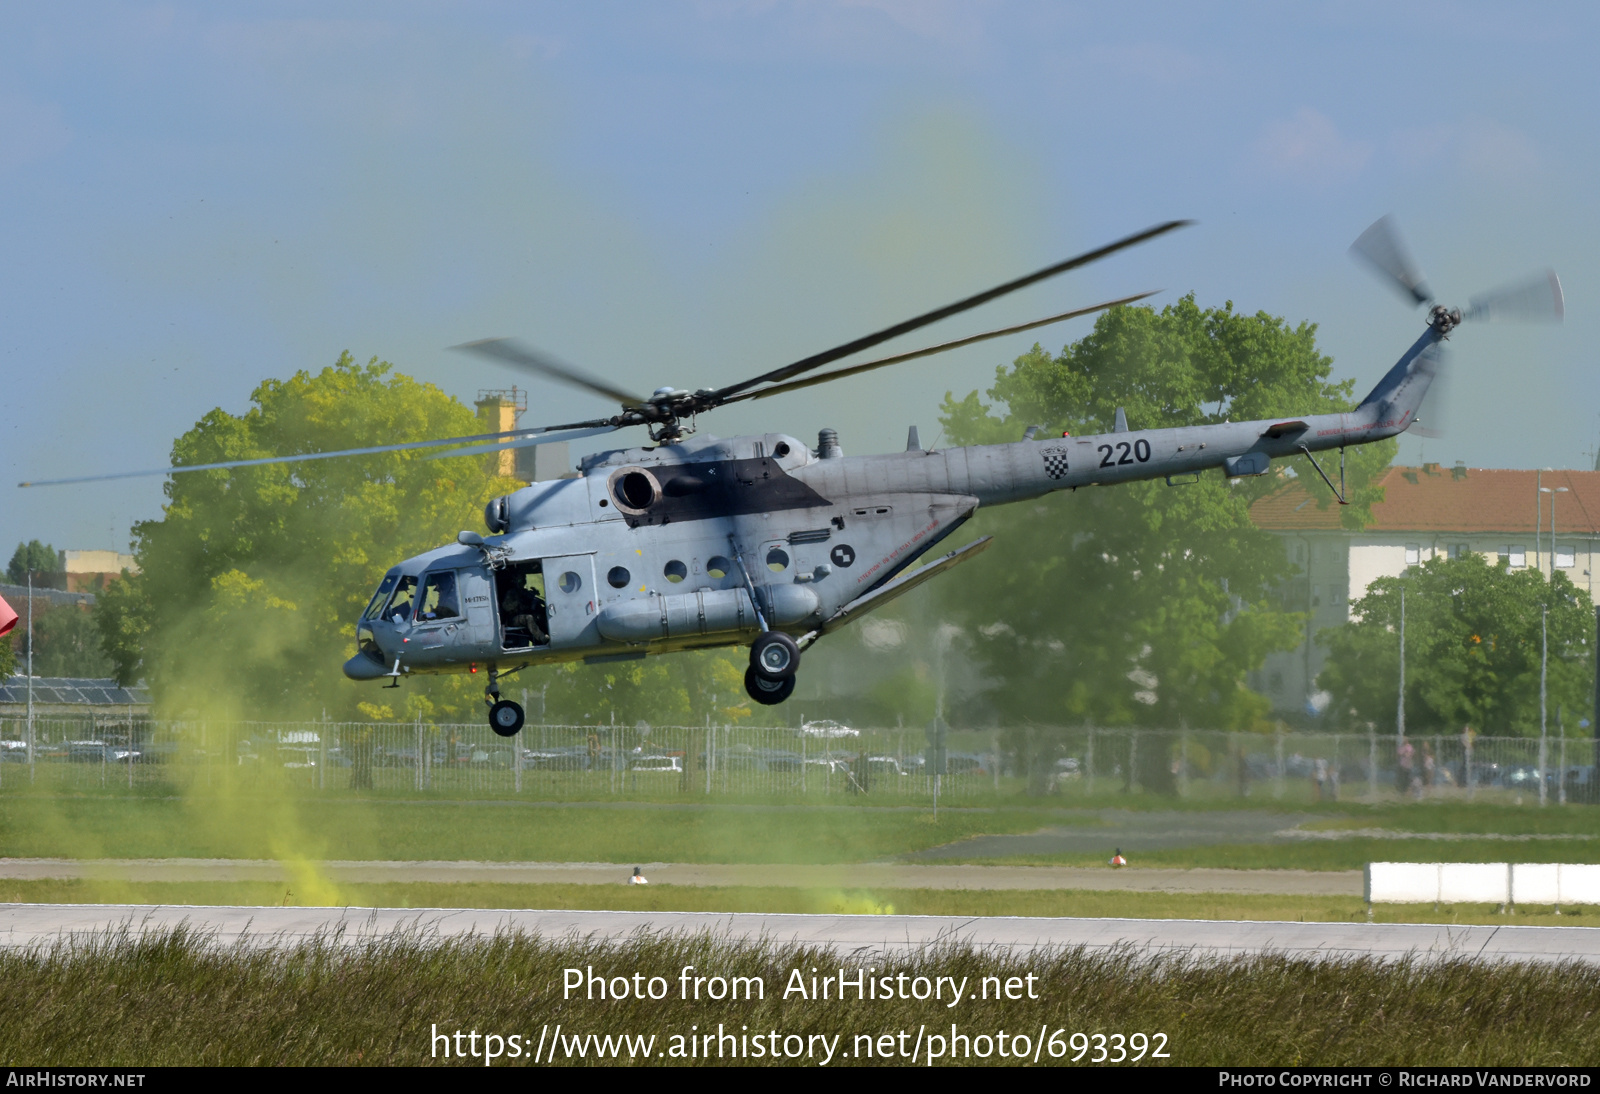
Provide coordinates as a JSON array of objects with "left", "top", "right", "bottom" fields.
[
  {"left": 750, "top": 631, "right": 801, "bottom": 680},
  {"left": 744, "top": 665, "right": 795, "bottom": 706},
  {"left": 488, "top": 699, "right": 525, "bottom": 737}
]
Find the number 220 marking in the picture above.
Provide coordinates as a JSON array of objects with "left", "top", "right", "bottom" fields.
[{"left": 1098, "top": 438, "right": 1151, "bottom": 468}]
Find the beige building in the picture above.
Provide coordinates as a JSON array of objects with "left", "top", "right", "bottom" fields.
[
  {"left": 475, "top": 387, "right": 576, "bottom": 483},
  {"left": 1248, "top": 462, "right": 1600, "bottom": 717},
  {"left": 61, "top": 550, "right": 137, "bottom": 592}
]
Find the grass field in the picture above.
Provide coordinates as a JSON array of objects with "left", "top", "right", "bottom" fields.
[
  {"left": 2, "top": 928, "right": 1597, "bottom": 1066},
  {"left": 3, "top": 793, "right": 1599, "bottom": 871},
  {"left": 1, "top": 878, "right": 1595, "bottom": 927}
]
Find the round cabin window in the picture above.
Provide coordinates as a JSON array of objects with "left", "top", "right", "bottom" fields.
[
  {"left": 559, "top": 571, "right": 582, "bottom": 594},
  {"left": 608, "top": 566, "right": 631, "bottom": 589},
  {"left": 706, "top": 556, "right": 733, "bottom": 580},
  {"left": 765, "top": 547, "right": 790, "bottom": 572},
  {"left": 664, "top": 560, "right": 688, "bottom": 584}
]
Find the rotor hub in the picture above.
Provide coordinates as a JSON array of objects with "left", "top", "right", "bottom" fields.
[{"left": 1428, "top": 304, "right": 1462, "bottom": 334}]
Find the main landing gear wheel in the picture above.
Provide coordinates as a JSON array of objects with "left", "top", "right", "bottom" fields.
[
  {"left": 744, "top": 666, "right": 795, "bottom": 706},
  {"left": 488, "top": 699, "right": 525, "bottom": 737},
  {"left": 750, "top": 631, "right": 801, "bottom": 680}
]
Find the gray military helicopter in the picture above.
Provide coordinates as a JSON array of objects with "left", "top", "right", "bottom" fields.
[{"left": 21, "top": 217, "right": 1562, "bottom": 735}]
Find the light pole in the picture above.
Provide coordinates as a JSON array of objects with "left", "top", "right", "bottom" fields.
[
  {"left": 1540, "top": 605, "right": 1549, "bottom": 807},
  {"left": 25, "top": 570, "right": 33, "bottom": 783},
  {"left": 1540, "top": 485, "right": 1570, "bottom": 578},
  {"left": 1397, "top": 586, "right": 1406, "bottom": 744}
]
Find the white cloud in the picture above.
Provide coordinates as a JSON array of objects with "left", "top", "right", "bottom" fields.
[{"left": 1254, "top": 107, "right": 1372, "bottom": 186}]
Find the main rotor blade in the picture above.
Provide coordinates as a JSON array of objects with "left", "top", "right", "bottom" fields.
[
  {"left": 1350, "top": 215, "right": 1432, "bottom": 307},
  {"left": 17, "top": 420, "right": 616, "bottom": 488},
  {"left": 453, "top": 338, "right": 650, "bottom": 409},
  {"left": 1462, "top": 269, "right": 1564, "bottom": 323},
  {"left": 424, "top": 424, "right": 620, "bottom": 459},
  {"left": 726, "top": 292, "right": 1158, "bottom": 405},
  {"left": 710, "top": 220, "right": 1191, "bottom": 402}
]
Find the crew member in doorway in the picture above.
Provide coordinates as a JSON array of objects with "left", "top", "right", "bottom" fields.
[
  {"left": 501, "top": 576, "right": 549, "bottom": 646},
  {"left": 629, "top": 867, "right": 649, "bottom": 885}
]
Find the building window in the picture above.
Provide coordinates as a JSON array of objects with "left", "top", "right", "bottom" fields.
[
  {"left": 1556, "top": 544, "right": 1576, "bottom": 569},
  {"left": 1449, "top": 543, "right": 1469, "bottom": 560},
  {"left": 1501, "top": 545, "right": 1526, "bottom": 568},
  {"left": 1405, "top": 544, "right": 1420, "bottom": 566}
]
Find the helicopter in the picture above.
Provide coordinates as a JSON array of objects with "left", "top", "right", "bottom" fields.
[{"left": 20, "top": 217, "right": 1562, "bottom": 735}]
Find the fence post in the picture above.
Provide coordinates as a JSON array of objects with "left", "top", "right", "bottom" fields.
[
  {"left": 1179, "top": 727, "right": 1190, "bottom": 799},
  {"left": 1127, "top": 731, "right": 1138, "bottom": 794},
  {"left": 1559, "top": 732, "right": 1568, "bottom": 806},
  {"left": 416, "top": 714, "right": 424, "bottom": 791},
  {"left": 1085, "top": 728, "right": 1095, "bottom": 796},
  {"left": 1368, "top": 727, "right": 1378, "bottom": 802},
  {"left": 319, "top": 711, "right": 328, "bottom": 792},
  {"left": 1273, "top": 730, "right": 1285, "bottom": 799},
  {"left": 1465, "top": 728, "right": 1474, "bottom": 801},
  {"left": 705, "top": 722, "right": 712, "bottom": 796},
  {"left": 514, "top": 725, "right": 523, "bottom": 793}
]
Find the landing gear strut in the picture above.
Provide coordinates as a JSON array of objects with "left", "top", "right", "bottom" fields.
[
  {"left": 484, "top": 667, "right": 525, "bottom": 737},
  {"left": 744, "top": 631, "right": 800, "bottom": 705}
]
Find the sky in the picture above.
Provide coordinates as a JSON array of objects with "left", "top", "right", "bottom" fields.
[{"left": 2, "top": 1, "right": 1596, "bottom": 554}]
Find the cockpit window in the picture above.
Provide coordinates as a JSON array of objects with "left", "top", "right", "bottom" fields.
[
  {"left": 416, "top": 571, "right": 460, "bottom": 622},
  {"left": 384, "top": 575, "right": 418, "bottom": 623},
  {"left": 362, "top": 573, "right": 399, "bottom": 621}
]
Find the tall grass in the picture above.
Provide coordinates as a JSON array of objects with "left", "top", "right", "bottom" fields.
[{"left": 2, "top": 928, "right": 1597, "bottom": 1066}]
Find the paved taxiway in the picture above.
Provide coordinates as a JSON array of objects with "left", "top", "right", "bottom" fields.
[
  {"left": 2, "top": 904, "right": 1597, "bottom": 963},
  {"left": 0, "top": 858, "right": 1362, "bottom": 895}
]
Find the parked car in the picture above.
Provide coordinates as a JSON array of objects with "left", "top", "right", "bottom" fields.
[
  {"left": 799, "top": 720, "right": 859, "bottom": 739},
  {"left": 67, "top": 740, "right": 108, "bottom": 763},
  {"left": 864, "top": 756, "right": 905, "bottom": 777},
  {"left": 630, "top": 755, "right": 683, "bottom": 774}
]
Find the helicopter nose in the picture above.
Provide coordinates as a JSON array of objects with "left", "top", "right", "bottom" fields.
[{"left": 343, "top": 652, "right": 389, "bottom": 680}]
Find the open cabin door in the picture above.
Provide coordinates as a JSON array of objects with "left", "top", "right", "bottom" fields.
[{"left": 541, "top": 553, "right": 600, "bottom": 650}]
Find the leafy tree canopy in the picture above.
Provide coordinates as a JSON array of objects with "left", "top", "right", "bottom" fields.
[
  {"left": 1318, "top": 554, "right": 1594, "bottom": 737},
  {"left": 935, "top": 296, "right": 1395, "bottom": 731},
  {"left": 97, "top": 354, "right": 517, "bottom": 720},
  {"left": 7, "top": 540, "right": 61, "bottom": 585}
]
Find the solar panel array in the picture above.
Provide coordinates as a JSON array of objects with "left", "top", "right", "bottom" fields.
[{"left": 0, "top": 677, "right": 150, "bottom": 706}]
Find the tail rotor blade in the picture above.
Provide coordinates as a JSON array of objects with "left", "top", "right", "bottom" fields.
[
  {"left": 1350, "top": 215, "right": 1433, "bottom": 307},
  {"left": 1463, "top": 269, "right": 1564, "bottom": 323}
]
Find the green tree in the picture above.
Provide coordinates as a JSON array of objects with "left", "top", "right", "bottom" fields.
[
  {"left": 7, "top": 540, "right": 61, "bottom": 586},
  {"left": 96, "top": 353, "right": 517, "bottom": 719},
  {"left": 1318, "top": 555, "right": 1594, "bottom": 737},
  {"left": 25, "top": 605, "right": 114, "bottom": 678},
  {"left": 935, "top": 297, "right": 1395, "bottom": 748}
]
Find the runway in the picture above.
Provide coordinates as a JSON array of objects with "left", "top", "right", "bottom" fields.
[
  {"left": 2, "top": 903, "right": 1597, "bottom": 963},
  {"left": 0, "top": 858, "right": 1362, "bottom": 896}
]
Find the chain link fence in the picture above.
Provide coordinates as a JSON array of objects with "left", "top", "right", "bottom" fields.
[{"left": 1, "top": 716, "right": 1595, "bottom": 804}]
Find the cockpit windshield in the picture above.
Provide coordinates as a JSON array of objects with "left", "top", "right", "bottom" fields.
[
  {"left": 384, "top": 575, "right": 418, "bottom": 623},
  {"left": 362, "top": 573, "right": 399, "bottom": 621}
]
